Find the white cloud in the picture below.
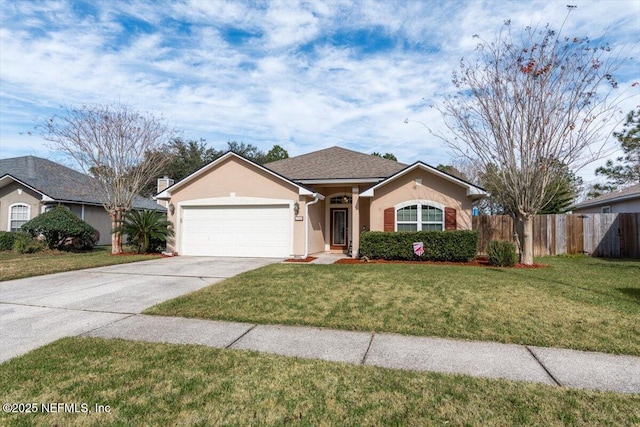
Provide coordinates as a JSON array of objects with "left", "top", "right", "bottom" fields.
[{"left": 0, "top": 0, "right": 638, "bottom": 189}]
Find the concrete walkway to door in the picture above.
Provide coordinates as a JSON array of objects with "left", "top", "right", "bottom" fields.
[{"left": 0, "top": 256, "right": 281, "bottom": 362}]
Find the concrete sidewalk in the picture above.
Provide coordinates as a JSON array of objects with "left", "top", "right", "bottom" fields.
[{"left": 85, "top": 314, "right": 640, "bottom": 395}]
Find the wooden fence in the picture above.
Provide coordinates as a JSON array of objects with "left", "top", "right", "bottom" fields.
[{"left": 472, "top": 213, "right": 640, "bottom": 258}]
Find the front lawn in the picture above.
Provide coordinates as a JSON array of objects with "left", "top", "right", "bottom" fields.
[
  {"left": 1, "top": 337, "right": 637, "bottom": 426},
  {"left": 0, "top": 246, "right": 161, "bottom": 281},
  {"left": 146, "top": 256, "right": 640, "bottom": 355}
]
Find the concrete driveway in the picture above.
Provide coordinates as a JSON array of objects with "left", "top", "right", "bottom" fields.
[{"left": 0, "top": 256, "right": 280, "bottom": 362}]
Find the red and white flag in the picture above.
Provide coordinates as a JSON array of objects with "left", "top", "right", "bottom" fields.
[{"left": 413, "top": 241, "right": 424, "bottom": 256}]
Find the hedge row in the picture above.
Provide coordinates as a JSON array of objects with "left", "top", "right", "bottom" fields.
[{"left": 359, "top": 230, "right": 478, "bottom": 262}]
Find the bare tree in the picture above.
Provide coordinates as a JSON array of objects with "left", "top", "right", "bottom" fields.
[
  {"left": 42, "top": 103, "right": 174, "bottom": 254},
  {"left": 430, "top": 10, "right": 634, "bottom": 264}
]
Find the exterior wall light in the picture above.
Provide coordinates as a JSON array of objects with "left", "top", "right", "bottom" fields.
[
  {"left": 168, "top": 203, "right": 175, "bottom": 215},
  {"left": 293, "top": 202, "right": 300, "bottom": 215}
]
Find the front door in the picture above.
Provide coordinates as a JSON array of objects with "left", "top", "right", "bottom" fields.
[{"left": 330, "top": 208, "right": 348, "bottom": 250}]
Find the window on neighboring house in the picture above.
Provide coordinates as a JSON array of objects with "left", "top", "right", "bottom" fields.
[
  {"left": 9, "top": 204, "right": 30, "bottom": 232},
  {"left": 396, "top": 204, "right": 443, "bottom": 231},
  {"left": 601, "top": 206, "right": 611, "bottom": 213}
]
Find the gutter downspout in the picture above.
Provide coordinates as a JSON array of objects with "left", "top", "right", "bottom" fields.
[{"left": 303, "top": 193, "right": 321, "bottom": 259}]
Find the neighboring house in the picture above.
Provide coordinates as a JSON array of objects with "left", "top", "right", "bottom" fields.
[
  {"left": 571, "top": 183, "right": 640, "bottom": 214},
  {"left": 0, "top": 156, "right": 165, "bottom": 245},
  {"left": 156, "top": 146, "right": 486, "bottom": 258}
]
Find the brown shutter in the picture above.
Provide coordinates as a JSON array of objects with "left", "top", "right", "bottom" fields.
[
  {"left": 444, "top": 207, "right": 457, "bottom": 230},
  {"left": 384, "top": 207, "right": 395, "bottom": 232}
]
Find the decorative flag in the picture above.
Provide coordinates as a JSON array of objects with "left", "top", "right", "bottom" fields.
[{"left": 413, "top": 241, "right": 424, "bottom": 256}]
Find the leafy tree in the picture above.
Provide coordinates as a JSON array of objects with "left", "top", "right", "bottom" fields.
[
  {"left": 591, "top": 108, "right": 640, "bottom": 196},
  {"left": 436, "top": 164, "right": 468, "bottom": 180},
  {"left": 21, "top": 206, "right": 98, "bottom": 251},
  {"left": 113, "top": 209, "right": 173, "bottom": 253},
  {"left": 372, "top": 152, "right": 398, "bottom": 161},
  {"left": 140, "top": 138, "right": 221, "bottom": 196},
  {"left": 41, "top": 103, "right": 173, "bottom": 254},
  {"left": 264, "top": 144, "right": 289, "bottom": 163},
  {"left": 478, "top": 161, "right": 583, "bottom": 215},
  {"left": 226, "top": 141, "right": 267, "bottom": 163},
  {"left": 431, "top": 9, "right": 632, "bottom": 264}
]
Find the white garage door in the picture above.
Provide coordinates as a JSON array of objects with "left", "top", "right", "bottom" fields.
[{"left": 181, "top": 204, "right": 292, "bottom": 257}]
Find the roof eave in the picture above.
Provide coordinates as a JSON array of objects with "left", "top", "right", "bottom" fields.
[
  {"left": 0, "top": 174, "right": 51, "bottom": 201},
  {"left": 297, "top": 178, "right": 384, "bottom": 185},
  {"left": 572, "top": 193, "right": 640, "bottom": 210}
]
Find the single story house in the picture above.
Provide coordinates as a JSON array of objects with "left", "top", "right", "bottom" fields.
[
  {"left": 156, "top": 146, "right": 486, "bottom": 258},
  {"left": 0, "top": 156, "right": 165, "bottom": 245},
  {"left": 571, "top": 183, "right": 640, "bottom": 214}
]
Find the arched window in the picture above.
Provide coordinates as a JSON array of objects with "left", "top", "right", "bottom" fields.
[
  {"left": 9, "top": 203, "right": 30, "bottom": 232},
  {"left": 396, "top": 204, "right": 443, "bottom": 231}
]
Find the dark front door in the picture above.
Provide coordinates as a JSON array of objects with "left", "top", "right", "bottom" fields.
[{"left": 330, "top": 208, "right": 348, "bottom": 250}]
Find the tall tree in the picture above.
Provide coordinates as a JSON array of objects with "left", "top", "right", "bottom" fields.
[
  {"left": 226, "top": 141, "right": 267, "bottom": 163},
  {"left": 372, "top": 152, "right": 398, "bottom": 161},
  {"left": 432, "top": 9, "right": 632, "bottom": 264},
  {"left": 264, "top": 144, "right": 289, "bottom": 163},
  {"left": 591, "top": 108, "right": 640, "bottom": 196},
  {"left": 41, "top": 103, "right": 173, "bottom": 254},
  {"left": 140, "top": 138, "right": 222, "bottom": 196}
]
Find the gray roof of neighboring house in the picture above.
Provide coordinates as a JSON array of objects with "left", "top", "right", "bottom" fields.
[
  {"left": 572, "top": 183, "right": 640, "bottom": 209},
  {"left": 0, "top": 156, "right": 164, "bottom": 211},
  {"left": 264, "top": 146, "right": 407, "bottom": 180}
]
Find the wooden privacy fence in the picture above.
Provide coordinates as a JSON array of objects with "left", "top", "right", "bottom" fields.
[{"left": 472, "top": 213, "right": 640, "bottom": 258}]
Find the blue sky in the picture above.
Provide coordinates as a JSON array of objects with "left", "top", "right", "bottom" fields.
[{"left": 1, "top": 0, "right": 639, "bottom": 186}]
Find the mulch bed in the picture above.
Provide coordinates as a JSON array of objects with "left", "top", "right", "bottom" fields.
[
  {"left": 284, "top": 256, "right": 318, "bottom": 263},
  {"left": 335, "top": 256, "right": 547, "bottom": 269}
]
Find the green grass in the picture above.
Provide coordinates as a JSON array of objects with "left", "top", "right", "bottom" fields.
[
  {"left": 146, "top": 256, "right": 640, "bottom": 356},
  {"left": 0, "top": 246, "right": 161, "bottom": 281},
  {"left": 1, "top": 337, "right": 638, "bottom": 426}
]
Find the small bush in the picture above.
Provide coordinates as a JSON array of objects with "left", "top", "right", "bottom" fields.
[
  {"left": 359, "top": 230, "right": 478, "bottom": 262},
  {"left": 12, "top": 232, "right": 45, "bottom": 254},
  {"left": 0, "top": 231, "right": 17, "bottom": 251},
  {"left": 20, "top": 206, "right": 98, "bottom": 251},
  {"left": 487, "top": 240, "right": 519, "bottom": 267}
]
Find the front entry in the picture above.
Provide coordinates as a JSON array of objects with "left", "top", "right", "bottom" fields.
[{"left": 330, "top": 208, "right": 348, "bottom": 250}]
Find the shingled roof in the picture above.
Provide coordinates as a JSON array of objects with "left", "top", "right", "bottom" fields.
[
  {"left": 264, "top": 146, "right": 407, "bottom": 181},
  {"left": 0, "top": 156, "right": 164, "bottom": 210},
  {"left": 572, "top": 183, "right": 640, "bottom": 210}
]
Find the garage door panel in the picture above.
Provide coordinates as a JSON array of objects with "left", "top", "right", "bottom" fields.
[{"left": 181, "top": 205, "right": 291, "bottom": 257}]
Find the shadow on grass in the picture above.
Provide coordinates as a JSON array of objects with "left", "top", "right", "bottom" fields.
[{"left": 618, "top": 288, "right": 640, "bottom": 303}]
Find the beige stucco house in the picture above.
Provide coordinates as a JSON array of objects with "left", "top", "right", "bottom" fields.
[
  {"left": 156, "top": 147, "right": 486, "bottom": 258},
  {"left": 571, "top": 183, "right": 640, "bottom": 214},
  {"left": 0, "top": 156, "right": 165, "bottom": 245}
]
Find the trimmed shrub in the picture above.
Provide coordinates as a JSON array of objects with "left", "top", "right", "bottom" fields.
[
  {"left": 0, "top": 231, "right": 17, "bottom": 251},
  {"left": 359, "top": 230, "right": 478, "bottom": 262},
  {"left": 12, "top": 232, "right": 45, "bottom": 254},
  {"left": 487, "top": 240, "right": 519, "bottom": 267},
  {"left": 21, "top": 206, "right": 98, "bottom": 251}
]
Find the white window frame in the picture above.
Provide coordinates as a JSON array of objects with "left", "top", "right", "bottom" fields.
[
  {"left": 395, "top": 200, "right": 445, "bottom": 232},
  {"left": 8, "top": 203, "right": 31, "bottom": 232},
  {"left": 601, "top": 206, "right": 611, "bottom": 213}
]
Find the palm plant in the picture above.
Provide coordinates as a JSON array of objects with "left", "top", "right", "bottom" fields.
[{"left": 113, "top": 209, "right": 173, "bottom": 253}]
